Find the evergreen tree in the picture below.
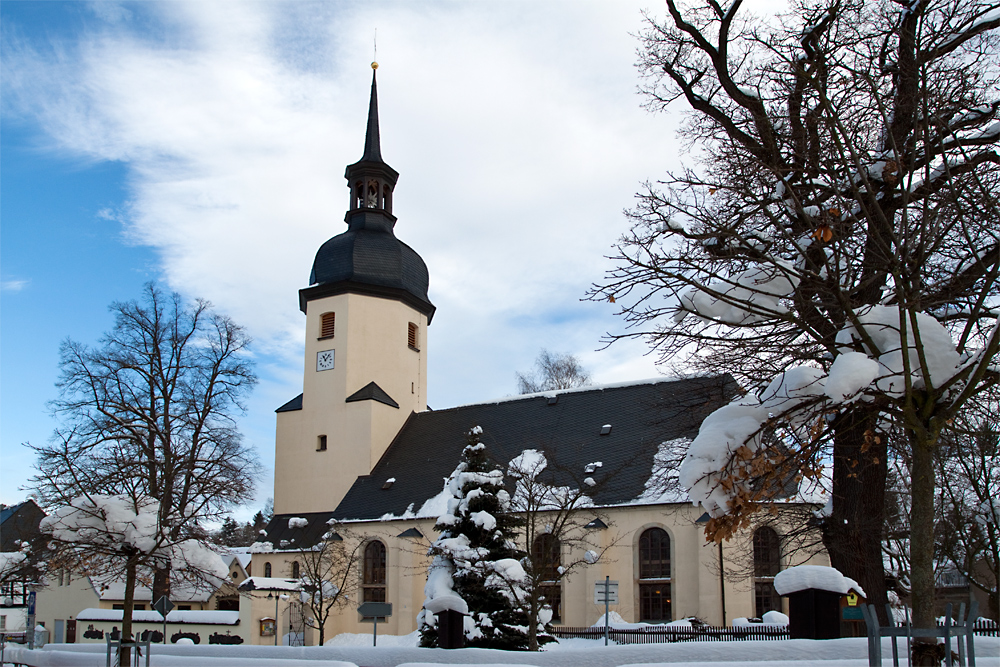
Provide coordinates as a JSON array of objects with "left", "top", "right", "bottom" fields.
[{"left": 419, "top": 426, "right": 531, "bottom": 650}]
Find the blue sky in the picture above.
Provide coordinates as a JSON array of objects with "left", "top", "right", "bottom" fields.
[{"left": 0, "top": 0, "right": 779, "bottom": 515}]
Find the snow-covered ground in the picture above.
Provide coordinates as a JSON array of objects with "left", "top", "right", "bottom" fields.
[{"left": 3, "top": 635, "right": 998, "bottom": 667}]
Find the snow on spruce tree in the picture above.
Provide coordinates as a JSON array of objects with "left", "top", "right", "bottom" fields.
[{"left": 418, "top": 426, "right": 532, "bottom": 650}]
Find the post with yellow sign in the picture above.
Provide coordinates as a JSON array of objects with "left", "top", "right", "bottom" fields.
[{"left": 840, "top": 588, "right": 867, "bottom": 637}]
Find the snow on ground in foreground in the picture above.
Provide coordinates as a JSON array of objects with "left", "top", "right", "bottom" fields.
[
  {"left": 326, "top": 630, "right": 421, "bottom": 647},
  {"left": 4, "top": 636, "right": 998, "bottom": 666}
]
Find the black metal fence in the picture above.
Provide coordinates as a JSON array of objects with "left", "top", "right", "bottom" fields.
[
  {"left": 969, "top": 620, "right": 998, "bottom": 637},
  {"left": 552, "top": 620, "right": 997, "bottom": 644},
  {"left": 552, "top": 625, "right": 790, "bottom": 644}
]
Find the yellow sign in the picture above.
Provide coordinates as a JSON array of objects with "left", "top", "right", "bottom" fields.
[{"left": 846, "top": 592, "right": 859, "bottom": 607}]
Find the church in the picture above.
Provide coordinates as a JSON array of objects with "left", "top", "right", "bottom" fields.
[{"left": 241, "top": 65, "right": 830, "bottom": 646}]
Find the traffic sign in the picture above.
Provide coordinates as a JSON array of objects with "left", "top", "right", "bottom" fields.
[
  {"left": 357, "top": 602, "right": 392, "bottom": 618},
  {"left": 153, "top": 596, "right": 175, "bottom": 617},
  {"left": 594, "top": 580, "right": 619, "bottom": 605}
]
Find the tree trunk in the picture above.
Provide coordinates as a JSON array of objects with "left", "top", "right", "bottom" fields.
[
  {"left": 824, "top": 406, "right": 889, "bottom": 623},
  {"left": 909, "top": 425, "right": 939, "bottom": 656},
  {"left": 121, "top": 553, "right": 139, "bottom": 667},
  {"left": 527, "top": 596, "right": 539, "bottom": 651},
  {"left": 152, "top": 566, "right": 170, "bottom": 604}
]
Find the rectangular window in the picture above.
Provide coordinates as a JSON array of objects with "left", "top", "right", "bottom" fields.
[
  {"left": 639, "top": 583, "right": 671, "bottom": 622},
  {"left": 320, "top": 312, "right": 335, "bottom": 339},
  {"left": 408, "top": 322, "right": 419, "bottom": 350},
  {"left": 112, "top": 604, "right": 124, "bottom": 610},
  {"left": 317, "top": 435, "right": 327, "bottom": 451},
  {"left": 1, "top": 615, "right": 7, "bottom": 630}
]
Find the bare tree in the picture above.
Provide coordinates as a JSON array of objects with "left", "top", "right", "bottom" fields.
[
  {"left": 516, "top": 350, "right": 592, "bottom": 394},
  {"left": 505, "top": 450, "right": 617, "bottom": 650},
  {"left": 592, "top": 0, "right": 1000, "bottom": 645},
  {"left": 29, "top": 283, "right": 260, "bottom": 665},
  {"left": 936, "top": 398, "right": 1000, "bottom": 620},
  {"left": 292, "top": 521, "right": 365, "bottom": 646}
]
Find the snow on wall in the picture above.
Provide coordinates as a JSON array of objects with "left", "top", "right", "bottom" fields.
[{"left": 76, "top": 608, "right": 240, "bottom": 625}]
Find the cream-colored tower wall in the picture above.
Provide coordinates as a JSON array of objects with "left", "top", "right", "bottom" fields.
[{"left": 274, "top": 291, "right": 428, "bottom": 515}]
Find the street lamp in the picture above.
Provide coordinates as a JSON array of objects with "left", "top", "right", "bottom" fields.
[{"left": 266, "top": 592, "right": 290, "bottom": 646}]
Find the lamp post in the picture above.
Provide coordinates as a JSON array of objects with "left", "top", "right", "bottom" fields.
[{"left": 266, "top": 592, "right": 290, "bottom": 646}]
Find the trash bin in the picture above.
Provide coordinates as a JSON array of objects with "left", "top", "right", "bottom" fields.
[
  {"left": 435, "top": 609, "right": 466, "bottom": 649},
  {"left": 34, "top": 625, "right": 49, "bottom": 647},
  {"left": 786, "top": 588, "right": 843, "bottom": 639}
]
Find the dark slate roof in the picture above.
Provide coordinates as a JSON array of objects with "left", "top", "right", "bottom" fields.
[
  {"left": 276, "top": 393, "right": 303, "bottom": 413},
  {"left": 303, "top": 229, "right": 433, "bottom": 320},
  {"left": 258, "top": 512, "right": 342, "bottom": 551},
  {"left": 346, "top": 382, "right": 399, "bottom": 408},
  {"left": 331, "top": 375, "right": 738, "bottom": 521},
  {"left": 0, "top": 500, "right": 45, "bottom": 552}
]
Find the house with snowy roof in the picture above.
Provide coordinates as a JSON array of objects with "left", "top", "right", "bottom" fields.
[
  {"left": 32, "top": 552, "right": 250, "bottom": 644},
  {"left": 246, "top": 65, "right": 831, "bottom": 647}
]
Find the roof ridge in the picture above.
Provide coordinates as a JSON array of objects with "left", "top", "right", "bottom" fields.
[{"left": 430, "top": 375, "right": 722, "bottom": 412}]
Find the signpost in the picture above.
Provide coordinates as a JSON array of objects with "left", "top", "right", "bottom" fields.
[
  {"left": 594, "top": 578, "right": 618, "bottom": 646},
  {"left": 357, "top": 602, "right": 392, "bottom": 647},
  {"left": 26, "top": 591, "right": 36, "bottom": 649},
  {"left": 153, "top": 596, "right": 174, "bottom": 645}
]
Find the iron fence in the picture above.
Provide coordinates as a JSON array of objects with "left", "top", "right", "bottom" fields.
[
  {"left": 551, "top": 625, "right": 790, "bottom": 644},
  {"left": 552, "top": 620, "right": 997, "bottom": 644}
]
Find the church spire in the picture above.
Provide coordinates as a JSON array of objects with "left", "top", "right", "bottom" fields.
[
  {"left": 344, "top": 62, "right": 399, "bottom": 222},
  {"left": 362, "top": 64, "right": 383, "bottom": 163}
]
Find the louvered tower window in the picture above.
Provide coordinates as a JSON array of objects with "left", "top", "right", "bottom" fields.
[
  {"left": 320, "top": 312, "right": 335, "bottom": 339},
  {"left": 407, "top": 322, "right": 419, "bottom": 350}
]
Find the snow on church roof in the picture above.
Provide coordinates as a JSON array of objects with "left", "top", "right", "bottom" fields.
[{"left": 258, "top": 376, "right": 740, "bottom": 541}]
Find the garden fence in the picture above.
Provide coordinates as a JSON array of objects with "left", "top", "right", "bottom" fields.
[{"left": 552, "top": 620, "right": 997, "bottom": 645}]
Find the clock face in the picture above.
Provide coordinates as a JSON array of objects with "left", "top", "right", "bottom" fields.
[{"left": 316, "top": 349, "right": 335, "bottom": 371}]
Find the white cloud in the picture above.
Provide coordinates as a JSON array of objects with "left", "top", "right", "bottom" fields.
[
  {"left": 1, "top": 278, "right": 30, "bottom": 292},
  {"left": 5, "top": 1, "right": 689, "bottom": 413}
]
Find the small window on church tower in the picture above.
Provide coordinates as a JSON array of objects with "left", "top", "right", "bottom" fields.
[
  {"left": 408, "top": 322, "right": 419, "bottom": 350},
  {"left": 317, "top": 435, "right": 327, "bottom": 451},
  {"left": 320, "top": 312, "right": 335, "bottom": 339}
]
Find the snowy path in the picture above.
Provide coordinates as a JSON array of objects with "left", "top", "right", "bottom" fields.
[{"left": 3, "top": 637, "right": 998, "bottom": 667}]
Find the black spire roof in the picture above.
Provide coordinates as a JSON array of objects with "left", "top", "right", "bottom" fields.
[{"left": 301, "top": 67, "right": 434, "bottom": 321}]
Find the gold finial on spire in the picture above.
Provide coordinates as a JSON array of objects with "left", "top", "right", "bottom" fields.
[{"left": 372, "top": 61, "right": 378, "bottom": 70}]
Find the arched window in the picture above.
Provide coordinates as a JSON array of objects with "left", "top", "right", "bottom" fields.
[
  {"left": 638, "top": 528, "right": 671, "bottom": 622},
  {"left": 320, "top": 312, "right": 335, "bottom": 339},
  {"left": 532, "top": 534, "right": 561, "bottom": 622},
  {"left": 383, "top": 184, "right": 392, "bottom": 214},
  {"left": 264, "top": 562, "right": 272, "bottom": 578},
  {"left": 753, "top": 527, "right": 781, "bottom": 618},
  {"left": 362, "top": 541, "right": 387, "bottom": 603},
  {"left": 291, "top": 561, "right": 300, "bottom": 579}
]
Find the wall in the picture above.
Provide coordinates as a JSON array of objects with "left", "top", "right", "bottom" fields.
[
  {"left": 274, "top": 292, "right": 429, "bottom": 516},
  {"left": 248, "top": 504, "right": 829, "bottom": 644}
]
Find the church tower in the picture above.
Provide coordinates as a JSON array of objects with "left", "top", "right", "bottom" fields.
[{"left": 273, "top": 65, "right": 435, "bottom": 515}]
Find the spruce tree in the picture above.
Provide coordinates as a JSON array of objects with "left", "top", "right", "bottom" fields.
[{"left": 419, "top": 426, "right": 530, "bottom": 650}]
